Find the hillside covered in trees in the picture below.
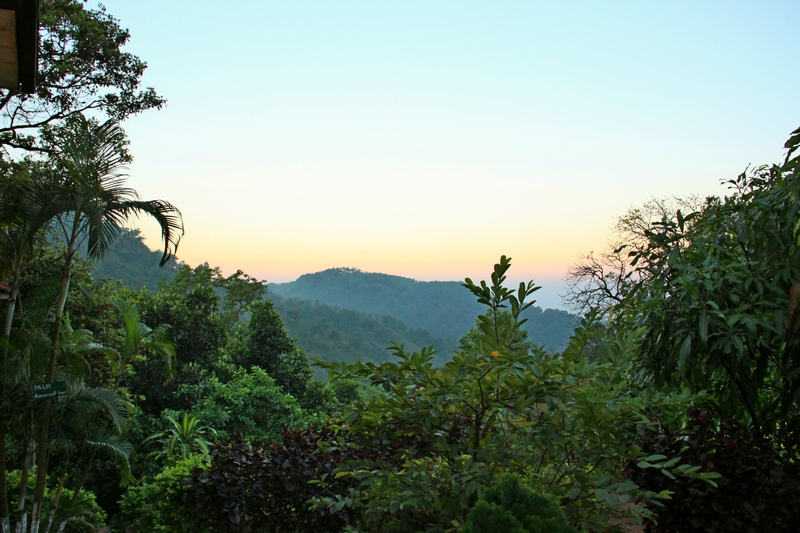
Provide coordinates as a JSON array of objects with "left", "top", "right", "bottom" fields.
[
  {"left": 92, "top": 229, "right": 180, "bottom": 290},
  {"left": 271, "top": 295, "right": 459, "bottom": 375},
  {"left": 270, "top": 267, "right": 577, "bottom": 351}
]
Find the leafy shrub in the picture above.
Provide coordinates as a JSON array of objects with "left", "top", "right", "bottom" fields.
[
  {"left": 628, "top": 409, "right": 800, "bottom": 532},
  {"left": 118, "top": 454, "right": 212, "bottom": 533},
  {"left": 5, "top": 470, "right": 107, "bottom": 532},
  {"left": 461, "top": 475, "right": 577, "bottom": 533},
  {"left": 178, "top": 367, "right": 317, "bottom": 447},
  {"left": 187, "top": 426, "right": 364, "bottom": 533}
]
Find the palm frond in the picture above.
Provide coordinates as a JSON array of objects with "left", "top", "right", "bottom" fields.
[
  {"left": 85, "top": 433, "right": 133, "bottom": 461},
  {"left": 62, "top": 376, "right": 129, "bottom": 434},
  {"left": 48, "top": 115, "right": 183, "bottom": 265},
  {"left": 110, "top": 299, "right": 143, "bottom": 356},
  {"left": 118, "top": 199, "right": 183, "bottom": 266}
]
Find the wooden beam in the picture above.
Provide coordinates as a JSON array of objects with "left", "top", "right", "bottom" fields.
[
  {"left": 0, "top": 0, "right": 38, "bottom": 93},
  {"left": 0, "top": 9, "right": 18, "bottom": 89},
  {"left": 15, "top": 0, "right": 38, "bottom": 93}
]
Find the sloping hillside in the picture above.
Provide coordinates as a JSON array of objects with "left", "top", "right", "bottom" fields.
[
  {"left": 91, "top": 228, "right": 179, "bottom": 290},
  {"left": 270, "top": 268, "right": 478, "bottom": 338},
  {"left": 269, "top": 268, "right": 577, "bottom": 351},
  {"left": 270, "top": 295, "right": 458, "bottom": 378}
]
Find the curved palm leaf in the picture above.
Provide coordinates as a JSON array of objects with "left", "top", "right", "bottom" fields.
[
  {"left": 57, "top": 313, "right": 111, "bottom": 379},
  {"left": 0, "top": 164, "right": 64, "bottom": 284},
  {"left": 49, "top": 376, "right": 136, "bottom": 487},
  {"left": 83, "top": 433, "right": 135, "bottom": 487},
  {"left": 51, "top": 114, "right": 183, "bottom": 266},
  {"left": 111, "top": 299, "right": 175, "bottom": 385},
  {"left": 59, "top": 375, "right": 129, "bottom": 435}
]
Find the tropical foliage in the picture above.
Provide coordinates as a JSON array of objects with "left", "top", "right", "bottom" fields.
[
  {"left": 0, "top": 2, "right": 798, "bottom": 532},
  {"left": 461, "top": 475, "right": 577, "bottom": 533}
]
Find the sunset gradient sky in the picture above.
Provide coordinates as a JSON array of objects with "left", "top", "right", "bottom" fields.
[{"left": 91, "top": 1, "right": 799, "bottom": 309}]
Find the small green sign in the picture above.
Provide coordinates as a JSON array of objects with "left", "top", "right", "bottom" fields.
[{"left": 33, "top": 381, "right": 67, "bottom": 403}]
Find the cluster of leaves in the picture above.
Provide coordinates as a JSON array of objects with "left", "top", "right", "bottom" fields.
[
  {"left": 5, "top": 469, "right": 107, "bottom": 533},
  {"left": 556, "top": 126, "right": 800, "bottom": 529},
  {"left": 119, "top": 455, "right": 212, "bottom": 533},
  {"left": 626, "top": 174, "right": 800, "bottom": 433},
  {"left": 1, "top": 0, "right": 165, "bottom": 153},
  {"left": 628, "top": 409, "right": 800, "bottom": 532},
  {"left": 144, "top": 413, "right": 216, "bottom": 462},
  {"left": 228, "top": 300, "right": 312, "bottom": 398},
  {"left": 604, "top": 127, "right": 800, "bottom": 439},
  {"left": 175, "top": 367, "right": 317, "bottom": 448},
  {"left": 461, "top": 475, "right": 577, "bottom": 533}
]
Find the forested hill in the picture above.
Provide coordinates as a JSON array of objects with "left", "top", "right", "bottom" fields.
[
  {"left": 269, "top": 267, "right": 577, "bottom": 351},
  {"left": 270, "top": 268, "right": 479, "bottom": 338},
  {"left": 270, "top": 295, "right": 459, "bottom": 377},
  {"left": 91, "top": 228, "right": 179, "bottom": 290}
]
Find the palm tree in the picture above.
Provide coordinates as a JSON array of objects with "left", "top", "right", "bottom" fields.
[
  {"left": 145, "top": 413, "right": 216, "bottom": 461},
  {"left": 29, "top": 114, "right": 183, "bottom": 532},
  {"left": 0, "top": 315, "right": 124, "bottom": 533},
  {"left": 47, "top": 374, "right": 134, "bottom": 532},
  {"left": 45, "top": 114, "right": 183, "bottom": 353},
  {"left": 110, "top": 298, "right": 175, "bottom": 391},
  {"left": 0, "top": 163, "right": 64, "bottom": 533}
]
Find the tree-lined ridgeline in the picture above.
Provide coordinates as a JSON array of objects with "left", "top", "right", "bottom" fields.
[{"left": 270, "top": 268, "right": 577, "bottom": 352}]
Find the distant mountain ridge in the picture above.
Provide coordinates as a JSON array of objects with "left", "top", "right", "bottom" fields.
[
  {"left": 270, "top": 268, "right": 480, "bottom": 339},
  {"left": 269, "top": 267, "right": 577, "bottom": 351},
  {"left": 90, "top": 232, "right": 577, "bottom": 355}
]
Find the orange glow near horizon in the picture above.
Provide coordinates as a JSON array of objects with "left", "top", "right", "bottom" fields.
[{"left": 137, "top": 212, "right": 602, "bottom": 286}]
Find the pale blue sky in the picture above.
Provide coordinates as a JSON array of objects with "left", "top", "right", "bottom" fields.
[{"left": 92, "top": 1, "right": 799, "bottom": 309}]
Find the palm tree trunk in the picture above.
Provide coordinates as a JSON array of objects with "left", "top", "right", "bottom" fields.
[
  {"left": 42, "top": 511, "right": 55, "bottom": 533},
  {"left": 52, "top": 458, "right": 70, "bottom": 510},
  {"left": 1, "top": 268, "right": 22, "bottom": 533},
  {"left": 17, "top": 424, "right": 35, "bottom": 513},
  {"left": 68, "top": 448, "right": 95, "bottom": 507},
  {"left": 14, "top": 514, "right": 25, "bottom": 533},
  {"left": 32, "top": 250, "right": 74, "bottom": 533}
]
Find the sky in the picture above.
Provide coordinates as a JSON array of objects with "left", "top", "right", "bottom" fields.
[{"left": 90, "top": 1, "right": 799, "bottom": 310}]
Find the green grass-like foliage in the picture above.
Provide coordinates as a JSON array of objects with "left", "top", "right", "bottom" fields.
[{"left": 461, "top": 475, "right": 577, "bottom": 533}]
